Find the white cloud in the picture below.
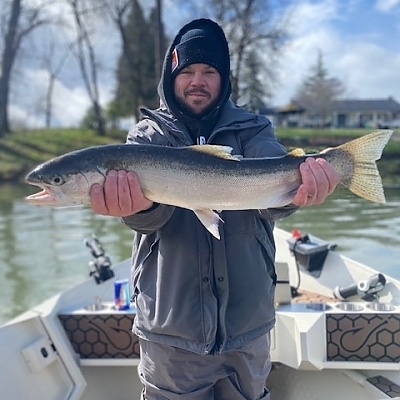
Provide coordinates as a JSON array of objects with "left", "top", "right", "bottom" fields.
[
  {"left": 51, "top": 80, "right": 91, "bottom": 127},
  {"left": 335, "top": 42, "right": 400, "bottom": 98},
  {"left": 375, "top": 0, "right": 400, "bottom": 12},
  {"left": 286, "top": 0, "right": 340, "bottom": 36},
  {"left": 10, "top": 67, "right": 116, "bottom": 128},
  {"left": 9, "top": 104, "right": 43, "bottom": 129}
]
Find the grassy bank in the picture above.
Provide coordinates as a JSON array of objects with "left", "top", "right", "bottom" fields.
[
  {"left": 0, "top": 127, "right": 399, "bottom": 185},
  {"left": 0, "top": 128, "right": 126, "bottom": 181},
  {"left": 277, "top": 127, "right": 400, "bottom": 186}
]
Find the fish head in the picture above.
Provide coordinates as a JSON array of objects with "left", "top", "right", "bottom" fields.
[{"left": 25, "top": 151, "right": 105, "bottom": 207}]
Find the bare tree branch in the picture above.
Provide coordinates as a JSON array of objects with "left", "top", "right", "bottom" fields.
[
  {"left": 185, "top": 0, "right": 292, "bottom": 104},
  {"left": 65, "top": 0, "right": 106, "bottom": 135},
  {"left": 41, "top": 38, "right": 75, "bottom": 127}
]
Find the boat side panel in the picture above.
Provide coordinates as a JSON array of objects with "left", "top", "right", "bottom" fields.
[
  {"left": 59, "top": 313, "right": 140, "bottom": 360},
  {"left": 327, "top": 312, "right": 400, "bottom": 362}
]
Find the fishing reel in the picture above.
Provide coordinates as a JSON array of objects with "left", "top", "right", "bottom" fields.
[
  {"left": 85, "top": 236, "right": 115, "bottom": 284},
  {"left": 333, "top": 273, "right": 386, "bottom": 302}
]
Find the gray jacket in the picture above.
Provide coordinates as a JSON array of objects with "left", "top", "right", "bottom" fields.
[{"left": 122, "top": 100, "right": 298, "bottom": 354}]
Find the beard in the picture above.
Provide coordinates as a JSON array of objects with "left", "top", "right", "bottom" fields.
[{"left": 175, "top": 91, "right": 220, "bottom": 119}]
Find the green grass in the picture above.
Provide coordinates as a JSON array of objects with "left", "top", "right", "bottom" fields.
[
  {"left": 275, "top": 127, "right": 373, "bottom": 137},
  {"left": 0, "top": 127, "right": 399, "bottom": 184},
  {"left": 275, "top": 127, "right": 400, "bottom": 137},
  {"left": 275, "top": 127, "right": 400, "bottom": 155},
  {"left": 274, "top": 127, "right": 400, "bottom": 185},
  {"left": 0, "top": 128, "right": 126, "bottom": 180}
]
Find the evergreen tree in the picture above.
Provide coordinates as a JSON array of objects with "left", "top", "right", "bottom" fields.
[
  {"left": 113, "top": 1, "right": 166, "bottom": 121},
  {"left": 240, "top": 50, "right": 267, "bottom": 112},
  {"left": 294, "top": 51, "right": 344, "bottom": 126},
  {"left": 147, "top": 6, "right": 167, "bottom": 103},
  {"left": 113, "top": 0, "right": 147, "bottom": 120}
]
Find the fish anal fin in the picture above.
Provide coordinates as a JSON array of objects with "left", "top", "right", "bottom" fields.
[
  {"left": 189, "top": 145, "right": 240, "bottom": 161},
  {"left": 193, "top": 209, "right": 223, "bottom": 239}
]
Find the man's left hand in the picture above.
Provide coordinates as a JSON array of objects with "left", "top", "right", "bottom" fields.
[{"left": 292, "top": 157, "right": 340, "bottom": 206}]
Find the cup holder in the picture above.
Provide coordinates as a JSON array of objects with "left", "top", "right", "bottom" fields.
[
  {"left": 306, "top": 303, "right": 331, "bottom": 311},
  {"left": 336, "top": 302, "right": 364, "bottom": 311},
  {"left": 85, "top": 303, "right": 107, "bottom": 311},
  {"left": 85, "top": 296, "right": 107, "bottom": 311},
  {"left": 366, "top": 302, "right": 395, "bottom": 312}
]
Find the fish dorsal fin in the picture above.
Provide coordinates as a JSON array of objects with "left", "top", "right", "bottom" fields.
[
  {"left": 190, "top": 145, "right": 240, "bottom": 161},
  {"left": 289, "top": 148, "right": 306, "bottom": 157}
]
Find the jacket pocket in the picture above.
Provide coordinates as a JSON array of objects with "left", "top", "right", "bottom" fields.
[
  {"left": 255, "top": 231, "right": 277, "bottom": 285},
  {"left": 131, "top": 236, "right": 160, "bottom": 301}
]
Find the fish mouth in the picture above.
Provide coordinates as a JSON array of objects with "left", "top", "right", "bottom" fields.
[{"left": 26, "top": 187, "right": 58, "bottom": 205}]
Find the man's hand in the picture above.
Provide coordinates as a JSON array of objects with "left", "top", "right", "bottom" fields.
[
  {"left": 90, "top": 170, "right": 153, "bottom": 217},
  {"left": 292, "top": 157, "right": 340, "bottom": 206}
]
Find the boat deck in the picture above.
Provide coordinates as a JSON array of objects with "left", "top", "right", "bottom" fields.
[{"left": 292, "top": 288, "right": 339, "bottom": 303}]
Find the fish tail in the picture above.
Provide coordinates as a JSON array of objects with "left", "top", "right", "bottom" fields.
[{"left": 334, "top": 130, "right": 393, "bottom": 203}]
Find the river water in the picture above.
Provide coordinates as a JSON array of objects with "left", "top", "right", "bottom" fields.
[{"left": 0, "top": 182, "right": 399, "bottom": 325}]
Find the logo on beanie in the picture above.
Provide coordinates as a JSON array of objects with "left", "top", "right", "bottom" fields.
[{"left": 171, "top": 48, "right": 179, "bottom": 73}]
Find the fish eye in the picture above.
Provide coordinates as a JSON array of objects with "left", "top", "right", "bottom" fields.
[{"left": 50, "top": 175, "right": 65, "bottom": 186}]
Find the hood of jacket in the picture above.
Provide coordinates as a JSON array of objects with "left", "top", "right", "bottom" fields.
[{"left": 157, "top": 19, "right": 232, "bottom": 136}]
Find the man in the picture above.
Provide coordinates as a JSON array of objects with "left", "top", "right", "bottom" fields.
[{"left": 90, "top": 18, "right": 339, "bottom": 400}]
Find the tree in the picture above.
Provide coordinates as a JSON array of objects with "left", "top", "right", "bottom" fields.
[
  {"left": 148, "top": 5, "right": 167, "bottom": 98},
  {"left": 294, "top": 51, "right": 345, "bottom": 127},
  {"left": 65, "top": 0, "right": 106, "bottom": 136},
  {"left": 153, "top": 0, "right": 164, "bottom": 82},
  {"left": 40, "top": 36, "right": 74, "bottom": 127},
  {"left": 0, "top": 0, "right": 53, "bottom": 136},
  {"left": 186, "top": 0, "right": 291, "bottom": 105},
  {"left": 113, "top": 0, "right": 148, "bottom": 120},
  {"left": 240, "top": 49, "right": 267, "bottom": 112},
  {"left": 110, "top": 0, "right": 166, "bottom": 121}
]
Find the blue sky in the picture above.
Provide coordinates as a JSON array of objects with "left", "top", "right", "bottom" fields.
[
  {"left": 10, "top": 0, "right": 400, "bottom": 127},
  {"left": 333, "top": 0, "right": 399, "bottom": 51}
]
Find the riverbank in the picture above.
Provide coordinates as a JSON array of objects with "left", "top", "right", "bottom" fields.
[
  {"left": 0, "top": 128, "right": 126, "bottom": 181},
  {"left": 1, "top": 127, "right": 399, "bottom": 184}
]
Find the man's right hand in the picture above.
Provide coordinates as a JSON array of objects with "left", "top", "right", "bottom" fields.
[{"left": 90, "top": 170, "right": 153, "bottom": 217}]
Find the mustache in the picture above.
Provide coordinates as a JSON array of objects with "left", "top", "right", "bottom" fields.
[{"left": 185, "top": 88, "right": 210, "bottom": 97}]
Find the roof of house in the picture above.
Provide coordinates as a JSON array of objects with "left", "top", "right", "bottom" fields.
[{"left": 332, "top": 97, "right": 400, "bottom": 112}]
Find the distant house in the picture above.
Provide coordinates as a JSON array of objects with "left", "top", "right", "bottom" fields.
[{"left": 274, "top": 97, "right": 400, "bottom": 128}]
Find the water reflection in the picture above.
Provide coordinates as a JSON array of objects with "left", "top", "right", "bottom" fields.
[
  {"left": 0, "top": 183, "right": 134, "bottom": 324},
  {"left": 0, "top": 183, "right": 399, "bottom": 325},
  {"left": 277, "top": 187, "right": 400, "bottom": 277}
]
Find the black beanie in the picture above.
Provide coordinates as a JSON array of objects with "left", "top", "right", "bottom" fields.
[{"left": 171, "top": 24, "right": 228, "bottom": 80}]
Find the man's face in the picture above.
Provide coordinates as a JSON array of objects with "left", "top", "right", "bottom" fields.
[{"left": 173, "top": 63, "right": 221, "bottom": 115}]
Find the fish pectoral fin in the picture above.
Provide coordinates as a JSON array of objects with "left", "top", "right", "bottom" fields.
[
  {"left": 193, "top": 209, "right": 223, "bottom": 240},
  {"left": 189, "top": 145, "right": 240, "bottom": 161},
  {"left": 268, "top": 189, "right": 299, "bottom": 208}
]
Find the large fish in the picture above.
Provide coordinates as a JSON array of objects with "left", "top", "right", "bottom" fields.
[{"left": 25, "top": 130, "right": 392, "bottom": 239}]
